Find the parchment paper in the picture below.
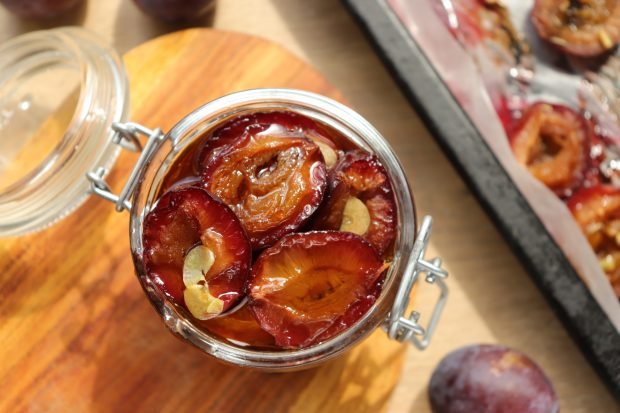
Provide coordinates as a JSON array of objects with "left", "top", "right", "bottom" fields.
[{"left": 388, "top": 0, "right": 620, "bottom": 331}]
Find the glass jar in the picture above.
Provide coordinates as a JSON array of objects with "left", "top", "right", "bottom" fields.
[{"left": 0, "top": 28, "right": 448, "bottom": 371}]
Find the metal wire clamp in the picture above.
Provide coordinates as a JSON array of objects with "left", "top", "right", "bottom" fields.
[
  {"left": 86, "top": 122, "right": 165, "bottom": 212},
  {"left": 387, "top": 216, "right": 449, "bottom": 350}
]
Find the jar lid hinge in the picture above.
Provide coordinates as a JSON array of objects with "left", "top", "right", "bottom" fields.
[{"left": 86, "top": 122, "right": 165, "bottom": 212}]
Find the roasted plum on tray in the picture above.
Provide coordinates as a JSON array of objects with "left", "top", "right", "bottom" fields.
[
  {"left": 433, "top": 0, "right": 620, "bottom": 300},
  {"left": 532, "top": 0, "right": 620, "bottom": 58},
  {"left": 435, "top": 0, "right": 530, "bottom": 64},
  {"left": 569, "top": 185, "right": 620, "bottom": 297},
  {"left": 509, "top": 103, "right": 593, "bottom": 198}
]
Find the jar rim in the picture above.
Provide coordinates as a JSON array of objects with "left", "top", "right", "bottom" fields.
[
  {"left": 0, "top": 28, "right": 129, "bottom": 237},
  {"left": 129, "top": 89, "right": 417, "bottom": 369}
]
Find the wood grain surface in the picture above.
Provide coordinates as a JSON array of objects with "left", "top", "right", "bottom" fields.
[
  {"left": 0, "top": 1, "right": 619, "bottom": 412},
  {"left": 0, "top": 29, "right": 405, "bottom": 413}
]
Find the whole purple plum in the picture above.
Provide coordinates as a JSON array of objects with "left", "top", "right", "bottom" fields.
[
  {"left": 132, "top": 0, "right": 214, "bottom": 22},
  {"left": 429, "top": 344, "right": 559, "bottom": 413},
  {"left": 0, "top": 0, "right": 82, "bottom": 19}
]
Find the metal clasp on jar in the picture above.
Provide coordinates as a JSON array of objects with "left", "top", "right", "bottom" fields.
[
  {"left": 387, "top": 216, "right": 448, "bottom": 350},
  {"left": 86, "top": 122, "right": 165, "bottom": 212}
]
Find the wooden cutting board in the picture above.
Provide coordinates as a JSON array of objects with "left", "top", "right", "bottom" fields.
[{"left": 0, "top": 29, "right": 406, "bottom": 413}]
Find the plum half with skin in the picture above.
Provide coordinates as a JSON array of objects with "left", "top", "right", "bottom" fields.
[
  {"left": 568, "top": 185, "right": 620, "bottom": 297},
  {"left": 313, "top": 150, "right": 397, "bottom": 257},
  {"left": 143, "top": 187, "right": 252, "bottom": 320},
  {"left": 429, "top": 344, "right": 559, "bottom": 413},
  {"left": 248, "top": 231, "right": 387, "bottom": 349},
  {"left": 0, "top": 0, "right": 83, "bottom": 18},
  {"left": 509, "top": 103, "right": 592, "bottom": 198},
  {"left": 197, "top": 111, "right": 340, "bottom": 173},
  {"left": 532, "top": 0, "right": 620, "bottom": 57},
  {"left": 200, "top": 112, "right": 328, "bottom": 249},
  {"left": 132, "top": 0, "right": 214, "bottom": 22}
]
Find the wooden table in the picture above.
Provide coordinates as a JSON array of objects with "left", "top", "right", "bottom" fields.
[{"left": 0, "top": 1, "right": 617, "bottom": 412}]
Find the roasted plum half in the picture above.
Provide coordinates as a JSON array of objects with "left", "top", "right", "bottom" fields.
[
  {"left": 509, "top": 103, "right": 591, "bottom": 197},
  {"left": 532, "top": 0, "right": 620, "bottom": 57},
  {"left": 435, "top": 0, "right": 530, "bottom": 64},
  {"left": 429, "top": 344, "right": 559, "bottom": 413},
  {"left": 313, "top": 150, "right": 397, "bottom": 257},
  {"left": 248, "top": 231, "right": 387, "bottom": 349},
  {"left": 200, "top": 112, "right": 328, "bottom": 249},
  {"left": 143, "top": 187, "right": 252, "bottom": 320},
  {"left": 568, "top": 185, "right": 620, "bottom": 297}
]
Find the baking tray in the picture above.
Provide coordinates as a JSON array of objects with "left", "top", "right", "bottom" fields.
[{"left": 344, "top": 0, "right": 620, "bottom": 398}]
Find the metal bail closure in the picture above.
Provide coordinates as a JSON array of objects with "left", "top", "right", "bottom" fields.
[
  {"left": 86, "top": 122, "right": 165, "bottom": 212},
  {"left": 387, "top": 216, "right": 449, "bottom": 350}
]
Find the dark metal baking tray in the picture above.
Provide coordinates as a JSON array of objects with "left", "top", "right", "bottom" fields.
[{"left": 343, "top": 0, "right": 620, "bottom": 398}]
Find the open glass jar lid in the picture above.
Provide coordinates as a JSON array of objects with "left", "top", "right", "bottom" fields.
[
  {"left": 0, "top": 27, "right": 448, "bottom": 370},
  {"left": 0, "top": 27, "right": 128, "bottom": 236}
]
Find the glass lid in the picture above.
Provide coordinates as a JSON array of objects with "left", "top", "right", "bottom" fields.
[{"left": 0, "top": 27, "right": 129, "bottom": 237}]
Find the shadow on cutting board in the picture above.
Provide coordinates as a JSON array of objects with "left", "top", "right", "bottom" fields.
[{"left": 86, "top": 290, "right": 404, "bottom": 413}]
